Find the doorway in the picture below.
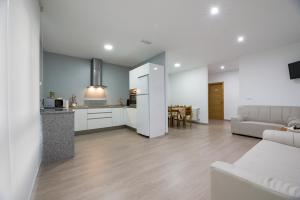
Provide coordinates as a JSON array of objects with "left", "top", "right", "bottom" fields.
[{"left": 208, "top": 82, "right": 224, "bottom": 120}]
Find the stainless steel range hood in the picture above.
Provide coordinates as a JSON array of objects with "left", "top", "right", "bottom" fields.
[
  {"left": 89, "top": 58, "right": 106, "bottom": 88},
  {"left": 85, "top": 58, "right": 107, "bottom": 100}
]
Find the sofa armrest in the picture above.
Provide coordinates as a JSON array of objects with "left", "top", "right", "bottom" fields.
[
  {"left": 231, "top": 115, "right": 243, "bottom": 134},
  {"left": 263, "top": 130, "right": 296, "bottom": 147},
  {"left": 211, "top": 161, "right": 300, "bottom": 200},
  {"left": 231, "top": 115, "right": 244, "bottom": 122}
]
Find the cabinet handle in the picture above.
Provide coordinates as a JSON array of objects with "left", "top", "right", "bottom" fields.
[{"left": 87, "top": 117, "right": 112, "bottom": 120}]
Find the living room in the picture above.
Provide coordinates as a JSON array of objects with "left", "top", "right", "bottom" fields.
[{"left": 1, "top": 0, "right": 300, "bottom": 200}]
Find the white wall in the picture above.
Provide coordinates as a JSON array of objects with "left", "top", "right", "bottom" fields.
[
  {"left": 239, "top": 42, "right": 300, "bottom": 106},
  {"left": 209, "top": 70, "right": 239, "bottom": 120},
  {"left": 1, "top": 0, "right": 41, "bottom": 199},
  {"left": 169, "top": 67, "right": 208, "bottom": 124}
]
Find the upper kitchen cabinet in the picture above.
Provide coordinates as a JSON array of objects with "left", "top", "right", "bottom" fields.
[
  {"left": 129, "top": 65, "right": 150, "bottom": 89},
  {"left": 129, "top": 69, "right": 137, "bottom": 89}
]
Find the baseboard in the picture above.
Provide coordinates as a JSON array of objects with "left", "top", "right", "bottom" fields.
[
  {"left": 192, "top": 121, "right": 208, "bottom": 125},
  {"left": 75, "top": 125, "right": 137, "bottom": 136},
  {"left": 124, "top": 125, "right": 136, "bottom": 131}
]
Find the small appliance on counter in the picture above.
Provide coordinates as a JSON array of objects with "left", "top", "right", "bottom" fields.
[
  {"left": 42, "top": 98, "right": 69, "bottom": 108},
  {"left": 70, "top": 95, "right": 78, "bottom": 107}
]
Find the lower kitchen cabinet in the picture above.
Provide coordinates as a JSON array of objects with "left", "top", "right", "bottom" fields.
[
  {"left": 112, "top": 108, "right": 125, "bottom": 126},
  {"left": 74, "top": 107, "right": 136, "bottom": 132},
  {"left": 126, "top": 108, "right": 136, "bottom": 129},
  {"left": 87, "top": 118, "right": 112, "bottom": 129},
  {"left": 74, "top": 109, "right": 87, "bottom": 131}
]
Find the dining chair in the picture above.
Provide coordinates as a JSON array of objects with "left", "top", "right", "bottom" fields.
[
  {"left": 175, "top": 106, "right": 186, "bottom": 128},
  {"left": 168, "top": 106, "right": 173, "bottom": 127},
  {"left": 185, "top": 106, "right": 193, "bottom": 128}
]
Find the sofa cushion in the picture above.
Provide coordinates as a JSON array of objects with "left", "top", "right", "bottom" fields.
[
  {"left": 270, "top": 107, "right": 283, "bottom": 124},
  {"left": 257, "top": 107, "right": 270, "bottom": 123},
  {"left": 242, "top": 121, "right": 284, "bottom": 127},
  {"left": 263, "top": 130, "right": 294, "bottom": 146},
  {"left": 260, "top": 177, "right": 300, "bottom": 198},
  {"left": 211, "top": 161, "right": 300, "bottom": 198},
  {"left": 295, "top": 133, "right": 300, "bottom": 148},
  {"left": 283, "top": 107, "right": 300, "bottom": 124},
  {"left": 247, "top": 106, "right": 259, "bottom": 121},
  {"left": 238, "top": 121, "right": 284, "bottom": 138},
  {"left": 234, "top": 140, "right": 300, "bottom": 186}
]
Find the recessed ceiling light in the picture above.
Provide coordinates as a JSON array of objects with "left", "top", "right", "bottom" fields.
[
  {"left": 104, "top": 44, "right": 114, "bottom": 51},
  {"left": 220, "top": 65, "right": 225, "bottom": 70},
  {"left": 237, "top": 36, "right": 245, "bottom": 43},
  {"left": 174, "top": 63, "right": 181, "bottom": 68},
  {"left": 153, "top": 67, "right": 158, "bottom": 71},
  {"left": 210, "top": 6, "right": 219, "bottom": 15}
]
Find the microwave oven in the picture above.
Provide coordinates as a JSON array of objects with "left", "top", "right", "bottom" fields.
[{"left": 43, "top": 98, "right": 68, "bottom": 108}]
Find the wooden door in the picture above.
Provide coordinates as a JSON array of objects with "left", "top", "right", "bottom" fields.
[{"left": 209, "top": 82, "right": 224, "bottom": 120}]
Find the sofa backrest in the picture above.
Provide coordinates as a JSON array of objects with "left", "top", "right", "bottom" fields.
[{"left": 238, "top": 106, "right": 300, "bottom": 125}]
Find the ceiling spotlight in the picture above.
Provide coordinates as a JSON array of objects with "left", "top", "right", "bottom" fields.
[
  {"left": 210, "top": 6, "right": 219, "bottom": 15},
  {"left": 220, "top": 65, "right": 225, "bottom": 70},
  {"left": 237, "top": 36, "right": 245, "bottom": 43},
  {"left": 104, "top": 44, "right": 114, "bottom": 51},
  {"left": 174, "top": 63, "right": 181, "bottom": 68}
]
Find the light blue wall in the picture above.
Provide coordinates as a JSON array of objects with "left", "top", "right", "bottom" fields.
[
  {"left": 42, "top": 52, "right": 130, "bottom": 105},
  {"left": 134, "top": 52, "right": 166, "bottom": 67}
]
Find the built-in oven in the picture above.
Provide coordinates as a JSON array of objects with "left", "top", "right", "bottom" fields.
[{"left": 129, "top": 89, "right": 137, "bottom": 106}]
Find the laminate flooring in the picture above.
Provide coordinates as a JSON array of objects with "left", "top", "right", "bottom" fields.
[{"left": 33, "top": 120, "right": 260, "bottom": 200}]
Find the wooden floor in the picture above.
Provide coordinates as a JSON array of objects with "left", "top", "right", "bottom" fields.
[{"left": 33, "top": 121, "right": 260, "bottom": 200}]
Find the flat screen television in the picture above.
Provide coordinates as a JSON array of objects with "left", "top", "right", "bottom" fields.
[{"left": 288, "top": 61, "right": 300, "bottom": 79}]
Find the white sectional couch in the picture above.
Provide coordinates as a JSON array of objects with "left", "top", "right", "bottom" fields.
[
  {"left": 211, "top": 130, "right": 300, "bottom": 200},
  {"left": 231, "top": 105, "right": 300, "bottom": 138}
]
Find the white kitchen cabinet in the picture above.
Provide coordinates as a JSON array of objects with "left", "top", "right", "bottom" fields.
[
  {"left": 126, "top": 108, "right": 137, "bottom": 129},
  {"left": 129, "top": 70, "right": 137, "bottom": 89},
  {"left": 87, "top": 108, "right": 112, "bottom": 129},
  {"left": 74, "top": 109, "right": 87, "bottom": 131},
  {"left": 129, "top": 65, "right": 151, "bottom": 90},
  {"left": 87, "top": 118, "right": 112, "bottom": 129},
  {"left": 88, "top": 108, "right": 112, "bottom": 113},
  {"left": 112, "top": 108, "right": 125, "bottom": 126},
  {"left": 74, "top": 107, "right": 135, "bottom": 131}
]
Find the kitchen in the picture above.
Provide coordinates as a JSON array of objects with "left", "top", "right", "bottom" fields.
[{"left": 40, "top": 51, "right": 167, "bottom": 163}]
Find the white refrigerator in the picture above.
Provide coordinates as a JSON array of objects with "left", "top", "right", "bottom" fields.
[
  {"left": 135, "top": 63, "right": 166, "bottom": 138},
  {"left": 136, "top": 75, "right": 150, "bottom": 136}
]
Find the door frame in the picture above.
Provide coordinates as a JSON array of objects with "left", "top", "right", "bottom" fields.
[{"left": 208, "top": 82, "right": 224, "bottom": 120}]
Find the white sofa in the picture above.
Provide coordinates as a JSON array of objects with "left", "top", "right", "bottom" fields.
[
  {"left": 231, "top": 105, "right": 300, "bottom": 138},
  {"left": 211, "top": 130, "right": 300, "bottom": 200}
]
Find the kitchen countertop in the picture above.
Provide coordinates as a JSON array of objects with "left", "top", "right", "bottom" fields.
[
  {"left": 40, "top": 108, "right": 74, "bottom": 114},
  {"left": 40, "top": 105, "right": 136, "bottom": 113}
]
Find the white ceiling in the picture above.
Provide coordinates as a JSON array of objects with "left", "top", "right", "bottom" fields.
[
  {"left": 41, "top": 0, "right": 300, "bottom": 73},
  {"left": 207, "top": 59, "right": 239, "bottom": 74}
]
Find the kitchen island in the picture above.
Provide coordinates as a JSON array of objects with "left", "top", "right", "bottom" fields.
[{"left": 41, "top": 108, "right": 75, "bottom": 164}]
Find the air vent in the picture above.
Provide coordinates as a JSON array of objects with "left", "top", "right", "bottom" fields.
[{"left": 141, "top": 40, "right": 152, "bottom": 45}]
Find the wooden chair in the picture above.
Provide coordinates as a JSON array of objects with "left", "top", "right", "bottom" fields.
[
  {"left": 168, "top": 106, "right": 173, "bottom": 127},
  {"left": 184, "top": 106, "right": 193, "bottom": 128},
  {"left": 174, "top": 106, "right": 186, "bottom": 128},
  {"left": 172, "top": 108, "right": 180, "bottom": 127}
]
